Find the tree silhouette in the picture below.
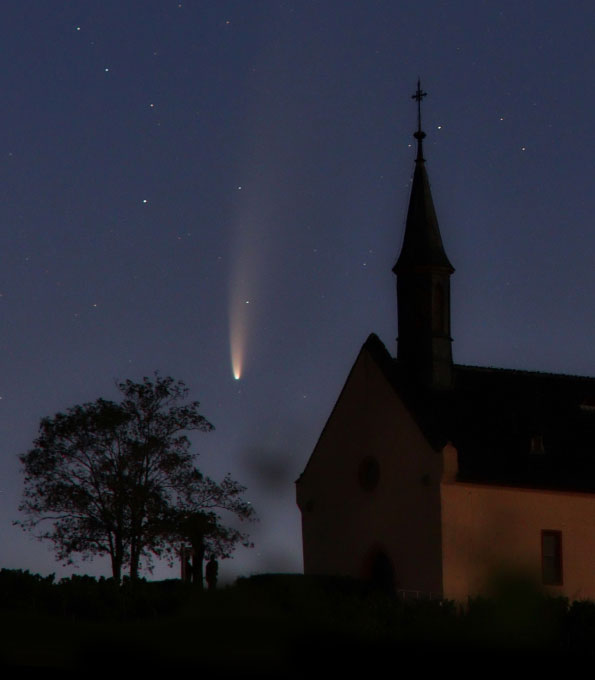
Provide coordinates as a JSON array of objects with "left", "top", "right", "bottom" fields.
[{"left": 16, "top": 374, "right": 255, "bottom": 580}]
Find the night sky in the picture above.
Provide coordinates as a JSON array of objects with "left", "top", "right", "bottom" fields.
[{"left": 1, "top": 1, "right": 594, "bottom": 583}]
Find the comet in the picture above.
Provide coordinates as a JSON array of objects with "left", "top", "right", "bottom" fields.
[
  {"left": 230, "top": 313, "right": 244, "bottom": 380},
  {"left": 227, "top": 152, "right": 274, "bottom": 382},
  {"left": 228, "top": 234, "right": 258, "bottom": 383},
  {"left": 229, "top": 288, "right": 247, "bottom": 381}
]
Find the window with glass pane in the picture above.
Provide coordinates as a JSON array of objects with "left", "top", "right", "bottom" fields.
[{"left": 541, "top": 530, "right": 562, "bottom": 585}]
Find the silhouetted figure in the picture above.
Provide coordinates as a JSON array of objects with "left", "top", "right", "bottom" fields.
[
  {"left": 205, "top": 556, "right": 218, "bottom": 590},
  {"left": 181, "top": 546, "right": 193, "bottom": 583}
]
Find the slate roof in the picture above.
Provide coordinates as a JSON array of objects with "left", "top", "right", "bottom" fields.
[{"left": 363, "top": 333, "right": 595, "bottom": 494}]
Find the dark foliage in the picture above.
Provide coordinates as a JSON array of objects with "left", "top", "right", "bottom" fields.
[
  {"left": 161, "top": 475, "right": 256, "bottom": 587},
  {"left": 2, "top": 571, "right": 595, "bottom": 671},
  {"left": 0, "top": 568, "right": 56, "bottom": 612},
  {"left": 565, "top": 599, "right": 595, "bottom": 656},
  {"left": 16, "top": 375, "right": 255, "bottom": 580},
  {"left": 0, "top": 568, "right": 195, "bottom": 622}
]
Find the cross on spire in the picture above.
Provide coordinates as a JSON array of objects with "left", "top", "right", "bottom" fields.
[
  {"left": 411, "top": 79, "right": 427, "bottom": 160},
  {"left": 411, "top": 78, "right": 427, "bottom": 136}
]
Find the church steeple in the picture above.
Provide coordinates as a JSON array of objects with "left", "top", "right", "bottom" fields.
[{"left": 393, "top": 81, "right": 454, "bottom": 389}]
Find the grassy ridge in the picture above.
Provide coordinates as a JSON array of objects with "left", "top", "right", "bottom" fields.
[{"left": 1, "top": 571, "right": 595, "bottom": 672}]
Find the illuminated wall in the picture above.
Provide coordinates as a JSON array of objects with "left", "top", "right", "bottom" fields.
[{"left": 441, "top": 449, "right": 595, "bottom": 601}]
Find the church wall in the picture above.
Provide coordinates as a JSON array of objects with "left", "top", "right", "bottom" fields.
[
  {"left": 440, "top": 475, "right": 595, "bottom": 601},
  {"left": 297, "top": 345, "right": 444, "bottom": 595}
]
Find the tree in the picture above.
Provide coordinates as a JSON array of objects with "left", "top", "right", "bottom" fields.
[
  {"left": 16, "top": 374, "right": 256, "bottom": 580},
  {"left": 164, "top": 471, "right": 255, "bottom": 587}
]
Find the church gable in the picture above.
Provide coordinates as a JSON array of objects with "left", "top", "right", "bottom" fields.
[
  {"left": 297, "top": 334, "right": 444, "bottom": 591},
  {"left": 297, "top": 334, "right": 437, "bottom": 499}
]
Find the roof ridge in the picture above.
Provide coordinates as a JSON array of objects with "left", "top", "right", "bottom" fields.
[{"left": 454, "top": 363, "right": 595, "bottom": 381}]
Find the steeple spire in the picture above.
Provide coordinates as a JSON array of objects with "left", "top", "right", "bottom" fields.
[
  {"left": 393, "top": 81, "right": 455, "bottom": 390},
  {"left": 394, "top": 81, "right": 453, "bottom": 274}
]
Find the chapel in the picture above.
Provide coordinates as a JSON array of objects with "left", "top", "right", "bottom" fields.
[{"left": 295, "top": 83, "right": 595, "bottom": 601}]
